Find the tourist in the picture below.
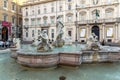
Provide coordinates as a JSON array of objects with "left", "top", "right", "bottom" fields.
[
  {"left": 0, "top": 41, "right": 4, "bottom": 48},
  {"left": 5, "top": 41, "right": 10, "bottom": 48}
]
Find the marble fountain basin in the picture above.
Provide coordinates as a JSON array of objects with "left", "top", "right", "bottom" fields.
[
  {"left": 15, "top": 44, "right": 84, "bottom": 68},
  {"left": 13, "top": 44, "right": 120, "bottom": 68}
]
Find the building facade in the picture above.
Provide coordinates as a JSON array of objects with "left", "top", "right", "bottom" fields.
[
  {"left": 0, "top": 0, "right": 22, "bottom": 41},
  {"left": 22, "top": 0, "right": 120, "bottom": 43}
]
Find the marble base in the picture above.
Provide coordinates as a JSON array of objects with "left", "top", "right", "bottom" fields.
[
  {"left": 10, "top": 48, "right": 18, "bottom": 59},
  {"left": 16, "top": 51, "right": 82, "bottom": 68}
]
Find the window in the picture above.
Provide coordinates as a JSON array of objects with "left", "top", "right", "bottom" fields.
[
  {"left": 59, "top": 6, "right": 62, "bottom": 11},
  {"left": 51, "top": 18, "right": 54, "bottom": 24},
  {"left": 32, "top": 10, "right": 34, "bottom": 15},
  {"left": 68, "top": 31, "right": 72, "bottom": 36},
  {"left": 51, "top": 29, "right": 54, "bottom": 38},
  {"left": 51, "top": 7, "right": 54, "bottom": 12},
  {"left": 44, "top": 8, "right": 46, "bottom": 13},
  {"left": 37, "top": 18, "right": 41, "bottom": 25},
  {"left": 19, "top": 8, "right": 22, "bottom": 13},
  {"left": 92, "top": 10, "right": 100, "bottom": 19},
  {"left": 12, "top": 16, "right": 15, "bottom": 24},
  {"left": 25, "top": 19, "right": 28, "bottom": 25},
  {"left": 26, "top": 32, "right": 28, "bottom": 37},
  {"left": 19, "top": 18, "right": 22, "bottom": 25},
  {"left": 3, "top": 14, "right": 7, "bottom": 21},
  {"left": 32, "top": 30, "right": 34, "bottom": 37},
  {"left": 67, "top": 16, "right": 72, "bottom": 22},
  {"left": 80, "top": 0, "right": 85, "bottom": 8},
  {"left": 12, "top": 2, "right": 16, "bottom": 10},
  {"left": 93, "top": 0, "right": 99, "bottom": 5},
  {"left": 79, "top": 12, "right": 86, "bottom": 20},
  {"left": 31, "top": 19, "right": 35, "bottom": 25},
  {"left": 26, "top": 11, "right": 28, "bottom": 16},
  {"left": 38, "top": 30, "right": 40, "bottom": 35},
  {"left": 38, "top": 9, "right": 40, "bottom": 14},
  {"left": 68, "top": 5, "right": 71, "bottom": 10},
  {"left": 43, "top": 19, "right": 47, "bottom": 25},
  {"left": 3, "top": 0, "right": 7, "bottom": 8},
  {"left": 105, "top": 8, "right": 114, "bottom": 18}
]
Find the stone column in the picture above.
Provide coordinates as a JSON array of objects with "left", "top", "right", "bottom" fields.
[
  {"left": 86, "top": 24, "right": 90, "bottom": 39},
  {"left": 115, "top": 22, "right": 118, "bottom": 42},
  {"left": 102, "top": 23, "right": 105, "bottom": 41},
  {"left": 99, "top": 26, "right": 103, "bottom": 42}
]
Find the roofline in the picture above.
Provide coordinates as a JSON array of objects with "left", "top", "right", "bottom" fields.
[{"left": 21, "top": 0, "right": 57, "bottom": 7}]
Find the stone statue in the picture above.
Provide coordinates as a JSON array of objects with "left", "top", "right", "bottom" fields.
[
  {"left": 12, "top": 38, "right": 21, "bottom": 49},
  {"left": 31, "top": 38, "right": 41, "bottom": 47},
  {"left": 53, "top": 16, "right": 64, "bottom": 47},
  {"left": 64, "top": 34, "right": 72, "bottom": 45},
  {"left": 37, "top": 30, "right": 52, "bottom": 52},
  {"left": 85, "top": 33, "right": 101, "bottom": 50}
]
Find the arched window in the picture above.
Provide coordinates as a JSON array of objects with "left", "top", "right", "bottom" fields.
[
  {"left": 67, "top": 15, "right": 73, "bottom": 22},
  {"left": 44, "top": 8, "right": 47, "bottom": 13},
  {"left": 79, "top": 11, "right": 86, "bottom": 20},
  {"left": 26, "top": 32, "right": 28, "bottom": 37},
  {"left": 68, "top": 5, "right": 72, "bottom": 10},
  {"left": 26, "top": 11, "right": 28, "bottom": 16},
  {"left": 37, "top": 18, "right": 41, "bottom": 25},
  {"left": 59, "top": 6, "right": 62, "bottom": 11},
  {"left": 51, "top": 7, "right": 54, "bottom": 12},
  {"left": 92, "top": 9, "right": 100, "bottom": 19},
  {"left": 38, "top": 9, "right": 40, "bottom": 14},
  {"left": 66, "top": 13, "right": 73, "bottom": 22},
  {"left": 32, "top": 10, "right": 34, "bottom": 15},
  {"left": 105, "top": 8, "right": 114, "bottom": 18},
  {"left": 80, "top": 0, "right": 85, "bottom": 8}
]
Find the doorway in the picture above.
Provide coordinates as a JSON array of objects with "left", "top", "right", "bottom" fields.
[
  {"left": 2, "top": 27, "right": 8, "bottom": 41},
  {"left": 91, "top": 26, "right": 100, "bottom": 40}
]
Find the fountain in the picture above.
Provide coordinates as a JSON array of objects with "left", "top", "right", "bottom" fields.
[
  {"left": 15, "top": 18, "right": 82, "bottom": 68},
  {"left": 82, "top": 33, "right": 120, "bottom": 63},
  {"left": 84, "top": 33, "right": 101, "bottom": 51},
  {"left": 13, "top": 21, "right": 120, "bottom": 68}
]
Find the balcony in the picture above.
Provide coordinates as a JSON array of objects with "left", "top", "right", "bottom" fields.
[{"left": 77, "top": 18, "right": 120, "bottom": 25}]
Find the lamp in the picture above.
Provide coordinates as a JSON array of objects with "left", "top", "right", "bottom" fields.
[{"left": 75, "top": 4, "right": 78, "bottom": 44}]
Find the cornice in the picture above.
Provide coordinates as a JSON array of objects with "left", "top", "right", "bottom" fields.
[
  {"left": 22, "top": 0, "right": 57, "bottom": 7},
  {"left": 77, "top": 2, "right": 119, "bottom": 10}
]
